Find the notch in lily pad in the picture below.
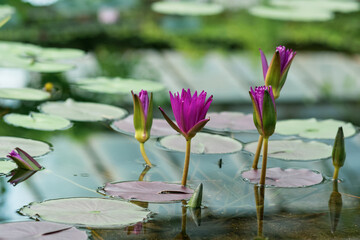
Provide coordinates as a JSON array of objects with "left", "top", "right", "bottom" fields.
[{"left": 7, "top": 147, "right": 42, "bottom": 171}]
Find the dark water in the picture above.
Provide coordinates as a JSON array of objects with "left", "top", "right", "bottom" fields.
[{"left": 0, "top": 122, "right": 360, "bottom": 239}]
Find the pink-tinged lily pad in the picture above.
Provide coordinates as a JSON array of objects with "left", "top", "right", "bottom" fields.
[
  {"left": 159, "top": 133, "right": 243, "bottom": 154},
  {"left": 0, "top": 221, "right": 88, "bottom": 239},
  {"left": 241, "top": 167, "right": 323, "bottom": 187},
  {"left": 20, "top": 198, "right": 151, "bottom": 228},
  {"left": 102, "top": 181, "right": 194, "bottom": 203},
  {"left": 205, "top": 112, "right": 256, "bottom": 132},
  {"left": 244, "top": 139, "right": 332, "bottom": 161},
  {"left": 111, "top": 115, "right": 177, "bottom": 138}
]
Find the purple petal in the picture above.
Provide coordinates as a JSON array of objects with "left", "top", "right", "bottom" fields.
[{"left": 259, "top": 49, "right": 269, "bottom": 80}]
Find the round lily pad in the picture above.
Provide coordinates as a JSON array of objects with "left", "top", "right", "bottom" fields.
[
  {"left": 205, "top": 112, "right": 256, "bottom": 132},
  {"left": 271, "top": 0, "right": 360, "bottom": 13},
  {"left": 152, "top": 1, "right": 224, "bottom": 16},
  {"left": 102, "top": 181, "right": 194, "bottom": 203},
  {"left": 244, "top": 139, "right": 332, "bottom": 161},
  {"left": 241, "top": 167, "right": 323, "bottom": 187},
  {"left": 4, "top": 113, "right": 72, "bottom": 131},
  {"left": 111, "top": 115, "right": 176, "bottom": 138},
  {"left": 0, "top": 221, "right": 88, "bottom": 239},
  {"left": 39, "top": 99, "right": 127, "bottom": 122},
  {"left": 0, "top": 88, "right": 50, "bottom": 101},
  {"left": 24, "top": 62, "right": 74, "bottom": 73},
  {"left": 0, "top": 136, "right": 52, "bottom": 160},
  {"left": 0, "top": 161, "right": 17, "bottom": 175},
  {"left": 276, "top": 118, "right": 357, "bottom": 139},
  {"left": 249, "top": 6, "right": 333, "bottom": 21},
  {"left": 159, "top": 132, "right": 243, "bottom": 154},
  {"left": 76, "top": 77, "right": 165, "bottom": 94},
  {"left": 20, "top": 198, "right": 151, "bottom": 228}
]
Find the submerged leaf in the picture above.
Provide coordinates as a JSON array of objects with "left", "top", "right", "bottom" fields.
[
  {"left": 20, "top": 198, "right": 151, "bottom": 228},
  {"left": 205, "top": 112, "right": 256, "bottom": 132},
  {"left": 159, "top": 133, "right": 243, "bottom": 154},
  {"left": 0, "top": 221, "right": 88, "bottom": 239},
  {"left": 241, "top": 167, "right": 323, "bottom": 187},
  {"left": 102, "top": 181, "right": 194, "bottom": 203},
  {"left": 244, "top": 139, "right": 332, "bottom": 161}
]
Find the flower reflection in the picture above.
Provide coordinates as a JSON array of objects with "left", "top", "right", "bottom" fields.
[
  {"left": 7, "top": 168, "right": 38, "bottom": 186},
  {"left": 254, "top": 185, "right": 266, "bottom": 240},
  {"left": 328, "top": 181, "right": 342, "bottom": 234}
]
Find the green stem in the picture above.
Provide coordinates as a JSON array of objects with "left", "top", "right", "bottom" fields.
[
  {"left": 140, "top": 143, "right": 152, "bottom": 167},
  {"left": 252, "top": 135, "right": 264, "bottom": 170},
  {"left": 333, "top": 167, "right": 340, "bottom": 180},
  {"left": 259, "top": 137, "right": 268, "bottom": 186},
  {"left": 181, "top": 139, "right": 191, "bottom": 186}
]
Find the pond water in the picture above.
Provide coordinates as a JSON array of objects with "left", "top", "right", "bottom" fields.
[{"left": 1, "top": 119, "right": 360, "bottom": 239}]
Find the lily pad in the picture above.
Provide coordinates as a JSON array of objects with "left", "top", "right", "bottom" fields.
[
  {"left": 241, "top": 167, "right": 323, "bottom": 187},
  {"left": 4, "top": 113, "right": 72, "bottom": 131},
  {"left": 111, "top": 115, "right": 176, "bottom": 137},
  {"left": 0, "top": 161, "right": 17, "bottom": 175},
  {"left": 0, "top": 5, "right": 14, "bottom": 27},
  {"left": 249, "top": 6, "right": 333, "bottom": 21},
  {"left": 159, "top": 132, "right": 243, "bottom": 154},
  {"left": 271, "top": 0, "right": 360, "bottom": 13},
  {"left": 205, "top": 112, "right": 256, "bottom": 132},
  {"left": 39, "top": 99, "right": 127, "bottom": 122},
  {"left": 244, "top": 139, "right": 332, "bottom": 161},
  {"left": 0, "top": 137, "right": 51, "bottom": 160},
  {"left": 0, "top": 88, "right": 50, "bottom": 101},
  {"left": 102, "top": 181, "right": 194, "bottom": 203},
  {"left": 276, "top": 118, "right": 357, "bottom": 139},
  {"left": 76, "top": 77, "right": 165, "bottom": 94},
  {"left": 24, "top": 61, "right": 74, "bottom": 73},
  {"left": 0, "top": 221, "right": 88, "bottom": 239},
  {"left": 152, "top": 1, "right": 224, "bottom": 16},
  {"left": 20, "top": 198, "right": 151, "bottom": 228}
]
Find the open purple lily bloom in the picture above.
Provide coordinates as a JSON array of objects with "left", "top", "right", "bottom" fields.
[
  {"left": 260, "top": 46, "right": 296, "bottom": 99},
  {"left": 159, "top": 89, "right": 213, "bottom": 141}
]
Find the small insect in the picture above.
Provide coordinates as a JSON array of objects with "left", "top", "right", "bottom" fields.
[{"left": 218, "top": 158, "right": 223, "bottom": 168}]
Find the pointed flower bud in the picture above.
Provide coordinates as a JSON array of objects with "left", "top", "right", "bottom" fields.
[
  {"left": 249, "top": 86, "right": 277, "bottom": 138},
  {"left": 159, "top": 89, "right": 213, "bottom": 141},
  {"left": 132, "top": 90, "right": 153, "bottom": 143},
  {"left": 260, "top": 46, "right": 296, "bottom": 99},
  {"left": 332, "top": 127, "right": 346, "bottom": 168},
  {"left": 7, "top": 148, "right": 42, "bottom": 171}
]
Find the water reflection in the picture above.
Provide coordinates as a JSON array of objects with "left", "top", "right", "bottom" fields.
[
  {"left": 329, "top": 180, "right": 342, "bottom": 234},
  {"left": 254, "top": 185, "right": 266, "bottom": 240},
  {"left": 7, "top": 168, "right": 38, "bottom": 186},
  {"left": 174, "top": 200, "right": 190, "bottom": 240}
]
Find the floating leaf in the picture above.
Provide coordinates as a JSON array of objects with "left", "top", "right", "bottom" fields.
[
  {"left": 159, "top": 133, "right": 243, "bottom": 154},
  {"left": 249, "top": 6, "right": 333, "bottom": 21},
  {"left": 241, "top": 167, "right": 323, "bottom": 187},
  {"left": 24, "top": 61, "right": 74, "bottom": 73},
  {"left": 152, "top": 1, "right": 224, "bottom": 16},
  {"left": 276, "top": 118, "right": 356, "bottom": 139},
  {"left": 271, "top": 0, "right": 360, "bottom": 13},
  {"left": 205, "top": 112, "right": 256, "bottom": 132},
  {"left": 0, "top": 221, "right": 88, "bottom": 239},
  {"left": 39, "top": 99, "right": 127, "bottom": 122},
  {"left": 111, "top": 115, "right": 176, "bottom": 138},
  {"left": 0, "top": 136, "right": 52, "bottom": 160},
  {"left": 0, "top": 5, "right": 14, "bottom": 27},
  {"left": 4, "top": 113, "right": 72, "bottom": 131},
  {"left": 244, "top": 139, "right": 332, "bottom": 161},
  {"left": 36, "top": 48, "right": 85, "bottom": 60},
  {"left": 76, "top": 77, "right": 165, "bottom": 94},
  {"left": 102, "top": 181, "right": 194, "bottom": 203},
  {"left": 0, "top": 161, "right": 17, "bottom": 175},
  {"left": 0, "top": 88, "right": 50, "bottom": 101},
  {"left": 20, "top": 198, "right": 151, "bottom": 228}
]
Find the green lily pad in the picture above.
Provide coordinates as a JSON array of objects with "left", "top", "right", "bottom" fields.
[
  {"left": 0, "top": 136, "right": 52, "bottom": 160},
  {"left": 20, "top": 198, "right": 151, "bottom": 228},
  {"left": 4, "top": 113, "right": 72, "bottom": 131},
  {"left": 271, "top": 0, "right": 360, "bottom": 13},
  {"left": 205, "top": 112, "right": 256, "bottom": 132},
  {"left": 276, "top": 118, "right": 357, "bottom": 139},
  {"left": 152, "top": 1, "right": 224, "bottom": 16},
  {"left": 0, "top": 161, "right": 17, "bottom": 175},
  {"left": 249, "top": 6, "right": 333, "bottom": 21},
  {"left": 24, "top": 62, "right": 74, "bottom": 73},
  {"left": 244, "top": 139, "right": 332, "bottom": 161},
  {"left": 159, "top": 132, "right": 243, "bottom": 154},
  {"left": 0, "top": 88, "right": 50, "bottom": 101},
  {"left": 39, "top": 99, "right": 127, "bottom": 122},
  {"left": 0, "top": 5, "right": 14, "bottom": 28},
  {"left": 76, "top": 77, "right": 165, "bottom": 94}
]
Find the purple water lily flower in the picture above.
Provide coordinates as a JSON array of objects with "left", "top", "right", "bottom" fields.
[
  {"left": 7, "top": 148, "right": 42, "bottom": 171},
  {"left": 260, "top": 46, "right": 296, "bottom": 99},
  {"left": 249, "top": 86, "right": 277, "bottom": 138},
  {"left": 132, "top": 90, "right": 153, "bottom": 143},
  {"left": 159, "top": 89, "right": 213, "bottom": 141}
]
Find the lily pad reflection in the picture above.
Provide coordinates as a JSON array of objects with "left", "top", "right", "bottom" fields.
[
  {"left": 241, "top": 167, "right": 323, "bottom": 187},
  {"left": 20, "top": 198, "right": 151, "bottom": 228}
]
